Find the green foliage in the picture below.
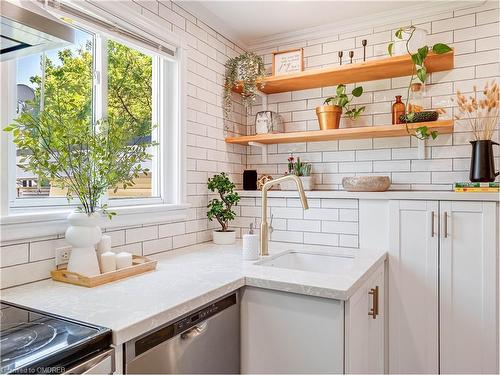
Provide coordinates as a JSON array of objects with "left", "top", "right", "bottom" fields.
[
  {"left": 5, "top": 110, "right": 156, "bottom": 218},
  {"left": 5, "top": 40, "right": 156, "bottom": 218},
  {"left": 323, "top": 84, "right": 365, "bottom": 120},
  {"left": 207, "top": 172, "right": 240, "bottom": 232},
  {"left": 388, "top": 26, "right": 452, "bottom": 140},
  {"left": 223, "top": 52, "right": 266, "bottom": 120},
  {"left": 287, "top": 154, "right": 311, "bottom": 177}
]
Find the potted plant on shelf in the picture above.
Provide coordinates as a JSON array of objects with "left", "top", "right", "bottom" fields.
[
  {"left": 207, "top": 172, "right": 241, "bottom": 244},
  {"left": 223, "top": 52, "right": 266, "bottom": 120},
  {"left": 388, "top": 26, "right": 452, "bottom": 140},
  {"left": 281, "top": 154, "right": 314, "bottom": 191},
  {"left": 316, "top": 84, "right": 365, "bottom": 130},
  {"left": 4, "top": 111, "right": 155, "bottom": 276}
]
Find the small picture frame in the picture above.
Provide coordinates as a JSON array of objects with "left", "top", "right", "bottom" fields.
[{"left": 272, "top": 48, "right": 304, "bottom": 76}]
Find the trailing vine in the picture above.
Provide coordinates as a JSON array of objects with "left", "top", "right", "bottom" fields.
[
  {"left": 388, "top": 26, "right": 452, "bottom": 140},
  {"left": 223, "top": 52, "right": 266, "bottom": 120}
]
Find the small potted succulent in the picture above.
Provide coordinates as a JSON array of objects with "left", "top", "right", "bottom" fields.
[
  {"left": 316, "top": 84, "right": 365, "bottom": 129},
  {"left": 223, "top": 52, "right": 266, "bottom": 120},
  {"left": 281, "top": 154, "right": 314, "bottom": 191},
  {"left": 207, "top": 172, "right": 241, "bottom": 244}
]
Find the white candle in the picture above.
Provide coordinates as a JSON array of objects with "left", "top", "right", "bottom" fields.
[
  {"left": 100, "top": 251, "right": 116, "bottom": 273},
  {"left": 96, "top": 235, "right": 112, "bottom": 256},
  {"left": 115, "top": 252, "right": 133, "bottom": 270}
]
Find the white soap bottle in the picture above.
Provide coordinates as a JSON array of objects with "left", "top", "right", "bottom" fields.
[{"left": 242, "top": 223, "right": 260, "bottom": 260}]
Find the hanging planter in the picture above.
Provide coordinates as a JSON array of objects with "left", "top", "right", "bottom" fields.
[{"left": 223, "top": 52, "right": 266, "bottom": 120}]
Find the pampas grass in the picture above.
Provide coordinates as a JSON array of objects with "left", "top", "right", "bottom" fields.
[{"left": 453, "top": 80, "right": 499, "bottom": 140}]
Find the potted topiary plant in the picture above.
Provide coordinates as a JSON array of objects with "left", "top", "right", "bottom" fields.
[
  {"left": 316, "top": 84, "right": 365, "bottom": 129},
  {"left": 280, "top": 154, "right": 314, "bottom": 191},
  {"left": 4, "top": 109, "right": 155, "bottom": 276},
  {"left": 207, "top": 172, "right": 241, "bottom": 244},
  {"left": 223, "top": 52, "right": 266, "bottom": 120}
]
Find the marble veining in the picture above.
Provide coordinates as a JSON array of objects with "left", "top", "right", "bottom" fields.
[{"left": 1, "top": 241, "right": 386, "bottom": 345}]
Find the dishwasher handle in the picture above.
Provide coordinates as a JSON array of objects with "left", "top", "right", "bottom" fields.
[{"left": 180, "top": 321, "right": 208, "bottom": 340}]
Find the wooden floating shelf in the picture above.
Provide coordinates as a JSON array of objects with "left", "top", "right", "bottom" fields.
[
  {"left": 233, "top": 51, "right": 454, "bottom": 95},
  {"left": 225, "top": 120, "right": 454, "bottom": 145}
]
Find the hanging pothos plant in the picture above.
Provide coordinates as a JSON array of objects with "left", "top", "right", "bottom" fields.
[
  {"left": 223, "top": 52, "right": 266, "bottom": 119},
  {"left": 388, "top": 26, "right": 452, "bottom": 140}
]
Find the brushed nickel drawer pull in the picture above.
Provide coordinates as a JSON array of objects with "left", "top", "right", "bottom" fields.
[
  {"left": 444, "top": 211, "right": 449, "bottom": 238},
  {"left": 368, "top": 286, "right": 379, "bottom": 319},
  {"left": 431, "top": 211, "right": 435, "bottom": 237}
]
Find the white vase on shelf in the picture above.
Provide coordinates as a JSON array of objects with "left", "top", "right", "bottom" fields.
[{"left": 65, "top": 211, "right": 102, "bottom": 276}]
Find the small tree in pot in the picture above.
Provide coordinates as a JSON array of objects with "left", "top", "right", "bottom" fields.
[
  {"left": 207, "top": 172, "right": 240, "bottom": 244},
  {"left": 316, "top": 84, "right": 365, "bottom": 130}
]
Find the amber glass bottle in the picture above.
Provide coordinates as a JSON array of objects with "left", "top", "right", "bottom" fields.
[{"left": 392, "top": 95, "right": 405, "bottom": 124}]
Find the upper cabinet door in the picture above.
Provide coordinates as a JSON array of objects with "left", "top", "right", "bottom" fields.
[
  {"left": 439, "top": 201, "right": 498, "bottom": 374},
  {"left": 388, "top": 200, "right": 439, "bottom": 374}
]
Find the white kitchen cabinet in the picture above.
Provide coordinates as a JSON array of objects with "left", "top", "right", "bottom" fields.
[
  {"left": 389, "top": 200, "right": 498, "bottom": 374},
  {"left": 439, "top": 201, "right": 498, "bottom": 374},
  {"left": 241, "top": 263, "right": 385, "bottom": 374},
  {"left": 345, "top": 263, "right": 385, "bottom": 374},
  {"left": 388, "top": 200, "right": 439, "bottom": 374}
]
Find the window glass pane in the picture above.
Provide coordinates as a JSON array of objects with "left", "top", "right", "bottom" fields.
[
  {"left": 107, "top": 39, "right": 158, "bottom": 199},
  {"left": 15, "top": 28, "right": 93, "bottom": 198}
]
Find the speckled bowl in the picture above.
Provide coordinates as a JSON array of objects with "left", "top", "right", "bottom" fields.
[{"left": 342, "top": 176, "right": 391, "bottom": 192}]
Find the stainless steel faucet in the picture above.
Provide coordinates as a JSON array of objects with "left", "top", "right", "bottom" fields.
[{"left": 260, "top": 174, "right": 309, "bottom": 256}]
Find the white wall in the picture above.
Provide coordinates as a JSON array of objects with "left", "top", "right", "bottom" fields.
[
  {"left": 0, "top": 0, "right": 247, "bottom": 289},
  {"left": 246, "top": 1, "right": 499, "bottom": 191},
  {"left": 1, "top": 0, "right": 499, "bottom": 289}
]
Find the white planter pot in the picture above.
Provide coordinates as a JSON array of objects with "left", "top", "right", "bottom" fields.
[
  {"left": 213, "top": 230, "right": 236, "bottom": 245},
  {"left": 280, "top": 176, "right": 314, "bottom": 191},
  {"left": 65, "top": 211, "right": 102, "bottom": 276}
]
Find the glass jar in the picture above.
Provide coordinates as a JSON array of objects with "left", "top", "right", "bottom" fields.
[{"left": 407, "top": 82, "right": 424, "bottom": 113}]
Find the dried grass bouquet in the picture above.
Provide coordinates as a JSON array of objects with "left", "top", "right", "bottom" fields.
[{"left": 454, "top": 80, "right": 499, "bottom": 140}]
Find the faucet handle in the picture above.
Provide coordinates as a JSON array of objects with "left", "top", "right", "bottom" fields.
[{"left": 269, "top": 214, "right": 274, "bottom": 234}]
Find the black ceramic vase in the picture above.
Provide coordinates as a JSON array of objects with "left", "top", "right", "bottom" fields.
[{"left": 469, "top": 140, "right": 499, "bottom": 182}]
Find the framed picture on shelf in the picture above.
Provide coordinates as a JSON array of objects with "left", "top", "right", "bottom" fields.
[{"left": 272, "top": 48, "right": 304, "bottom": 76}]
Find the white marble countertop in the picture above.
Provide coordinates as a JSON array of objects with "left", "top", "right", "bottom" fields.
[
  {"left": 1, "top": 241, "right": 386, "bottom": 345},
  {"left": 236, "top": 189, "right": 500, "bottom": 201}
]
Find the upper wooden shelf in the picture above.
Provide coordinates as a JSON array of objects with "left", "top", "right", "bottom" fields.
[
  {"left": 225, "top": 120, "right": 454, "bottom": 145},
  {"left": 233, "top": 51, "right": 454, "bottom": 95}
]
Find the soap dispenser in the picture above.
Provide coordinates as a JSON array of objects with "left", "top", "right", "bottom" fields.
[{"left": 242, "top": 223, "right": 260, "bottom": 260}]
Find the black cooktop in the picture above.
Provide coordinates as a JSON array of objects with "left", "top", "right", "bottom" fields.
[{"left": 0, "top": 301, "right": 111, "bottom": 374}]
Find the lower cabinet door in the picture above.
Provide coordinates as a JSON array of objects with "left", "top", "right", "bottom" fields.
[
  {"left": 439, "top": 201, "right": 498, "bottom": 374},
  {"left": 388, "top": 200, "right": 439, "bottom": 374},
  {"left": 240, "top": 286, "right": 344, "bottom": 374},
  {"left": 345, "top": 262, "right": 385, "bottom": 374}
]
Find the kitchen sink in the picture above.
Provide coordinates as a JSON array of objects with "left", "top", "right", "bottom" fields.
[{"left": 255, "top": 251, "right": 355, "bottom": 274}]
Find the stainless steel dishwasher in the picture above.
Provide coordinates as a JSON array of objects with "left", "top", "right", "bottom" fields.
[{"left": 124, "top": 292, "right": 240, "bottom": 374}]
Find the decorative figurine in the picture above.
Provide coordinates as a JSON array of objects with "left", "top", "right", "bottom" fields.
[
  {"left": 338, "top": 51, "right": 343, "bottom": 65},
  {"left": 349, "top": 51, "right": 354, "bottom": 64}
]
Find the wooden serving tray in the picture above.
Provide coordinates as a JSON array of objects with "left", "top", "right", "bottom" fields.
[{"left": 51, "top": 255, "right": 157, "bottom": 288}]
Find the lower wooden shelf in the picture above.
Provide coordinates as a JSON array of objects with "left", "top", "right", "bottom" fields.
[{"left": 225, "top": 120, "right": 454, "bottom": 145}]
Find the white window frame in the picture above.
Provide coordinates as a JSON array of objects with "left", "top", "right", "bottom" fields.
[{"left": 0, "top": 5, "right": 189, "bottom": 241}]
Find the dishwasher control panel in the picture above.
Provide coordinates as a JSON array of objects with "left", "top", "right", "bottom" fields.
[{"left": 133, "top": 293, "right": 237, "bottom": 357}]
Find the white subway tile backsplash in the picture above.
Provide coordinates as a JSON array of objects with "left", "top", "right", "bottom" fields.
[{"left": 1, "top": 244, "right": 28, "bottom": 267}]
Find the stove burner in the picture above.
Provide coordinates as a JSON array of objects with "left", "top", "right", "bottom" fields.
[{"left": 0, "top": 322, "right": 57, "bottom": 362}]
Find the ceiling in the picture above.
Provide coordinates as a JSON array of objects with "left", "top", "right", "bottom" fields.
[{"left": 178, "top": 0, "right": 441, "bottom": 46}]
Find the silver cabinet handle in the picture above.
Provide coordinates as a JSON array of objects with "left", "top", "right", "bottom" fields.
[
  {"left": 431, "top": 211, "right": 435, "bottom": 237},
  {"left": 444, "top": 211, "right": 449, "bottom": 238}
]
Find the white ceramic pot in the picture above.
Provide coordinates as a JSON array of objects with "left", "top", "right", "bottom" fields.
[
  {"left": 213, "top": 230, "right": 237, "bottom": 245},
  {"left": 65, "top": 211, "right": 102, "bottom": 276},
  {"left": 280, "top": 176, "right": 314, "bottom": 191}
]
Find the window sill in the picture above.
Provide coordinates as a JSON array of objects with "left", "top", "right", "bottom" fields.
[{"left": 1, "top": 203, "right": 190, "bottom": 243}]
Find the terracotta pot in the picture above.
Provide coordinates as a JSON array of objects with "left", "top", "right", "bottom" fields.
[{"left": 315, "top": 105, "right": 342, "bottom": 130}]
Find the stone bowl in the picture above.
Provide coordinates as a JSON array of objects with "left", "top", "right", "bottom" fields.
[{"left": 342, "top": 176, "right": 391, "bottom": 192}]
